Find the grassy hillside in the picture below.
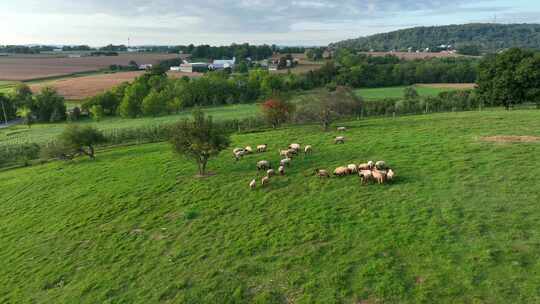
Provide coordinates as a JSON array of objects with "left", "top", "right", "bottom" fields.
[
  {"left": 355, "top": 85, "right": 463, "bottom": 100},
  {"left": 0, "top": 104, "right": 259, "bottom": 146},
  {"left": 332, "top": 23, "right": 540, "bottom": 53},
  {"left": 1, "top": 110, "right": 540, "bottom": 303}
]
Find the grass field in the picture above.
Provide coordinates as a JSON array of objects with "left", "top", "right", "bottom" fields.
[
  {"left": 355, "top": 84, "right": 474, "bottom": 100},
  {"left": 1, "top": 110, "right": 540, "bottom": 303},
  {"left": 0, "top": 104, "right": 260, "bottom": 146}
]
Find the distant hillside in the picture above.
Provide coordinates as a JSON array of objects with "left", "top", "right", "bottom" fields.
[{"left": 332, "top": 23, "right": 540, "bottom": 53}]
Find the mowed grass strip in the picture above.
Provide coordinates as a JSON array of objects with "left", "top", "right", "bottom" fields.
[
  {"left": 1, "top": 110, "right": 540, "bottom": 303},
  {"left": 355, "top": 84, "right": 470, "bottom": 100},
  {"left": 0, "top": 103, "right": 260, "bottom": 146}
]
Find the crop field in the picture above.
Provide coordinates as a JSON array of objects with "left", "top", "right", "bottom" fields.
[
  {"left": 1, "top": 110, "right": 540, "bottom": 303},
  {"left": 0, "top": 104, "right": 259, "bottom": 146},
  {"left": 0, "top": 53, "right": 180, "bottom": 81},
  {"left": 355, "top": 84, "right": 474, "bottom": 100},
  {"left": 29, "top": 71, "right": 202, "bottom": 100}
]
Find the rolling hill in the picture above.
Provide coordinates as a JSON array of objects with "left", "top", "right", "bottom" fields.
[
  {"left": 1, "top": 110, "right": 540, "bottom": 303},
  {"left": 332, "top": 23, "right": 540, "bottom": 53}
]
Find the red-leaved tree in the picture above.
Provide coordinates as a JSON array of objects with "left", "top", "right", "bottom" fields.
[{"left": 261, "top": 98, "right": 295, "bottom": 128}]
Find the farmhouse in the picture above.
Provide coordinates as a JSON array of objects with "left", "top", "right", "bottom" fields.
[{"left": 176, "top": 63, "right": 208, "bottom": 73}]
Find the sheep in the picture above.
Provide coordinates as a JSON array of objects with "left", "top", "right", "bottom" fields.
[
  {"left": 280, "top": 150, "right": 292, "bottom": 158},
  {"left": 337, "top": 126, "right": 347, "bottom": 132},
  {"left": 347, "top": 164, "right": 358, "bottom": 174},
  {"left": 358, "top": 170, "right": 373, "bottom": 185},
  {"left": 333, "top": 166, "right": 350, "bottom": 177},
  {"left": 249, "top": 179, "right": 256, "bottom": 189},
  {"left": 289, "top": 143, "right": 301, "bottom": 152},
  {"left": 314, "top": 169, "right": 330, "bottom": 178},
  {"left": 358, "top": 163, "right": 371, "bottom": 171},
  {"left": 280, "top": 158, "right": 291, "bottom": 167},
  {"left": 267, "top": 169, "right": 276, "bottom": 177},
  {"left": 375, "top": 161, "right": 387, "bottom": 170},
  {"left": 256, "top": 144, "right": 268, "bottom": 153},
  {"left": 278, "top": 165, "right": 285, "bottom": 175},
  {"left": 386, "top": 169, "right": 395, "bottom": 182},
  {"left": 304, "top": 145, "right": 313, "bottom": 155},
  {"left": 335, "top": 136, "right": 345, "bottom": 144},
  {"left": 261, "top": 176, "right": 270, "bottom": 186},
  {"left": 287, "top": 148, "right": 298, "bottom": 157},
  {"left": 372, "top": 169, "right": 387, "bottom": 184},
  {"left": 244, "top": 146, "right": 253, "bottom": 154},
  {"left": 233, "top": 148, "right": 245, "bottom": 154},
  {"left": 234, "top": 150, "right": 246, "bottom": 161},
  {"left": 257, "top": 160, "right": 271, "bottom": 171}
]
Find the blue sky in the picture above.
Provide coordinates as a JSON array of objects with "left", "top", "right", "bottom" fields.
[{"left": 0, "top": 0, "right": 538, "bottom": 46}]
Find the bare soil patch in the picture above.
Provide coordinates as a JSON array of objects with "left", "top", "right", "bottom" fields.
[
  {"left": 480, "top": 136, "right": 540, "bottom": 143},
  {"left": 30, "top": 71, "right": 200, "bottom": 100},
  {"left": 0, "top": 53, "right": 180, "bottom": 81}
]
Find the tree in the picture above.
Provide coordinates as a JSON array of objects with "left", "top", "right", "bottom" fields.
[
  {"left": 17, "top": 107, "right": 34, "bottom": 128},
  {"left": 55, "top": 125, "right": 106, "bottom": 159},
  {"left": 261, "top": 98, "right": 295, "bottom": 128},
  {"left": 119, "top": 82, "right": 148, "bottom": 118},
  {"left": 477, "top": 48, "right": 538, "bottom": 110},
  {"left": 141, "top": 90, "right": 166, "bottom": 116},
  {"left": 0, "top": 93, "right": 17, "bottom": 123},
  {"left": 33, "top": 87, "right": 66, "bottom": 122},
  {"left": 403, "top": 86, "right": 419, "bottom": 100},
  {"left": 89, "top": 105, "right": 104, "bottom": 121},
  {"left": 169, "top": 109, "right": 230, "bottom": 176},
  {"left": 10, "top": 83, "right": 33, "bottom": 108},
  {"left": 295, "top": 86, "right": 362, "bottom": 131}
]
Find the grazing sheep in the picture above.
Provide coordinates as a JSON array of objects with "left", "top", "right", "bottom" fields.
[
  {"left": 358, "top": 170, "right": 373, "bottom": 185},
  {"left": 233, "top": 148, "right": 245, "bottom": 154},
  {"left": 234, "top": 150, "right": 246, "bottom": 161},
  {"left": 280, "top": 150, "right": 292, "bottom": 158},
  {"left": 375, "top": 161, "right": 387, "bottom": 170},
  {"left": 304, "top": 145, "right": 313, "bottom": 155},
  {"left": 358, "top": 163, "right": 371, "bottom": 171},
  {"left": 333, "top": 166, "right": 350, "bottom": 177},
  {"left": 337, "top": 126, "right": 347, "bottom": 132},
  {"left": 372, "top": 169, "right": 387, "bottom": 184},
  {"left": 289, "top": 143, "right": 301, "bottom": 149},
  {"left": 261, "top": 176, "right": 270, "bottom": 186},
  {"left": 249, "top": 179, "right": 256, "bottom": 189},
  {"left": 257, "top": 160, "right": 271, "bottom": 171},
  {"left": 245, "top": 146, "right": 253, "bottom": 154},
  {"left": 347, "top": 164, "right": 358, "bottom": 174},
  {"left": 267, "top": 169, "right": 275, "bottom": 177},
  {"left": 315, "top": 169, "right": 330, "bottom": 178},
  {"left": 335, "top": 136, "right": 345, "bottom": 144},
  {"left": 280, "top": 158, "right": 291, "bottom": 167},
  {"left": 256, "top": 144, "right": 268, "bottom": 153},
  {"left": 278, "top": 165, "right": 285, "bottom": 175},
  {"left": 368, "top": 161, "right": 374, "bottom": 169},
  {"left": 387, "top": 169, "right": 395, "bottom": 181}
]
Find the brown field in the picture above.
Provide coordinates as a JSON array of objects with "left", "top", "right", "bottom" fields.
[
  {"left": 29, "top": 71, "right": 201, "bottom": 100},
  {"left": 361, "top": 51, "right": 464, "bottom": 60},
  {"left": 0, "top": 53, "right": 181, "bottom": 81},
  {"left": 272, "top": 62, "right": 324, "bottom": 75},
  {"left": 416, "top": 83, "right": 476, "bottom": 89}
]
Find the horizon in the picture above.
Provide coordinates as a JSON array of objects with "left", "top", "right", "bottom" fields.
[{"left": 1, "top": 0, "right": 539, "bottom": 46}]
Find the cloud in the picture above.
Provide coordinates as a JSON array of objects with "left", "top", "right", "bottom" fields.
[{"left": 0, "top": 0, "right": 535, "bottom": 45}]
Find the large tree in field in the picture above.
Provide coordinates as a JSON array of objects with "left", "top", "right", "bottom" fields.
[
  {"left": 45, "top": 125, "right": 106, "bottom": 160},
  {"left": 169, "top": 109, "right": 230, "bottom": 176},
  {"left": 477, "top": 48, "right": 540, "bottom": 109},
  {"left": 295, "top": 86, "right": 362, "bottom": 131},
  {"left": 261, "top": 98, "right": 295, "bottom": 129},
  {"left": 33, "top": 87, "right": 66, "bottom": 122}
]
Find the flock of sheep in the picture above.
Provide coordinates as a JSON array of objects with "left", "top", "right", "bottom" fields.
[{"left": 231, "top": 127, "right": 396, "bottom": 190}]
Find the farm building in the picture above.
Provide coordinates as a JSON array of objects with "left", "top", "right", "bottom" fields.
[
  {"left": 209, "top": 57, "right": 236, "bottom": 70},
  {"left": 177, "top": 63, "right": 208, "bottom": 73}
]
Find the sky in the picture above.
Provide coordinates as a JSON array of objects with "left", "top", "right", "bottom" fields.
[{"left": 0, "top": 0, "right": 539, "bottom": 46}]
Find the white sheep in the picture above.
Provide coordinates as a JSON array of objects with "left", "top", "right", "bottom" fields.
[
  {"left": 257, "top": 160, "right": 271, "bottom": 171},
  {"left": 261, "top": 176, "right": 270, "bottom": 186},
  {"left": 347, "top": 164, "right": 358, "bottom": 174},
  {"left": 315, "top": 169, "right": 330, "bottom": 178},
  {"left": 304, "top": 145, "right": 313, "bottom": 155},
  {"left": 280, "top": 158, "right": 291, "bottom": 167},
  {"left": 358, "top": 170, "right": 373, "bottom": 185},
  {"left": 375, "top": 161, "right": 387, "bottom": 170},
  {"left": 387, "top": 169, "right": 395, "bottom": 181},
  {"left": 372, "top": 169, "right": 387, "bottom": 184},
  {"left": 278, "top": 165, "right": 285, "bottom": 175},
  {"left": 280, "top": 150, "right": 292, "bottom": 158},
  {"left": 358, "top": 163, "right": 371, "bottom": 171},
  {"left": 335, "top": 136, "right": 345, "bottom": 144},
  {"left": 256, "top": 144, "right": 268, "bottom": 153},
  {"left": 337, "top": 126, "right": 347, "bottom": 132},
  {"left": 249, "top": 179, "right": 256, "bottom": 189},
  {"left": 233, "top": 148, "right": 245, "bottom": 154},
  {"left": 333, "top": 166, "right": 349, "bottom": 177},
  {"left": 245, "top": 146, "right": 253, "bottom": 154},
  {"left": 289, "top": 143, "right": 301, "bottom": 151},
  {"left": 234, "top": 150, "right": 246, "bottom": 161},
  {"left": 267, "top": 169, "right": 275, "bottom": 177}
]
